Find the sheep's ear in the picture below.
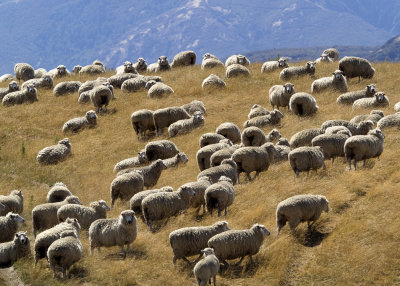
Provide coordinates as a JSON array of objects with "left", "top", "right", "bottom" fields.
[{"left": 15, "top": 233, "right": 19, "bottom": 238}]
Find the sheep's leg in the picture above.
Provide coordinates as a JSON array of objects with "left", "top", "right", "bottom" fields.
[
  {"left": 235, "top": 256, "right": 246, "bottom": 266},
  {"left": 353, "top": 160, "right": 357, "bottom": 170},
  {"left": 195, "top": 206, "right": 201, "bottom": 215},
  {"left": 126, "top": 243, "right": 131, "bottom": 252},
  {"left": 246, "top": 172, "right": 252, "bottom": 181},
  {"left": 147, "top": 220, "right": 153, "bottom": 231},
  {"left": 62, "top": 268, "right": 66, "bottom": 279},
  {"left": 254, "top": 171, "right": 260, "bottom": 179},
  {"left": 222, "top": 260, "right": 229, "bottom": 267},
  {"left": 224, "top": 207, "right": 227, "bottom": 216},
  {"left": 202, "top": 204, "right": 206, "bottom": 214},
  {"left": 249, "top": 255, "right": 254, "bottom": 264},
  {"left": 212, "top": 275, "right": 217, "bottom": 286},
  {"left": 331, "top": 157, "right": 335, "bottom": 165},
  {"left": 217, "top": 209, "right": 221, "bottom": 217},
  {"left": 182, "top": 257, "right": 192, "bottom": 265},
  {"left": 347, "top": 158, "right": 352, "bottom": 170},
  {"left": 322, "top": 162, "right": 326, "bottom": 170},
  {"left": 363, "top": 160, "right": 366, "bottom": 166}
]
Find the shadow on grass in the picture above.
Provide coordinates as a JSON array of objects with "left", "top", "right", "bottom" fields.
[
  {"left": 219, "top": 259, "right": 260, "bottom": 279},
  {"left": 292, "top": 224, "right": 332, "bottom": 247},
  {"left": 104, "top": 247, "right": 148, "bottom": 261}
]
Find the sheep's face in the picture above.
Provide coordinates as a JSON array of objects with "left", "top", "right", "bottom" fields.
[
  {"left": 44, "top": 76, "right": 52, "bottom": 84},
  {"left": 178, "top": 153, "right": 189, "bottom": 164},
  {"left": 86, "top": 110, "right": 97, "bottom": 122},
  {"left": 252, "top": 224, "right": 271, "bottom": 237},
  {"left": 322, "top": 198, "right": 329, "bottom": 212},
  {"left": 9, "top": 81, "right": 19, "bottom": 91},
  {"left": 7, "top": 212, "right": 25, "bottom": 223},
  {"left": 371, "top": 110, "right": 383, "bottom": 117},
  {"left": 15, "top": 232, "right": 29, "bottom": 245},
  {"left": 124, "top": 61, "right": 134, "bottom": 72},
  {"left": 27, "top": 85, "right": 36, "bottom": 94},
  {"left": 278, "top": 59, "right": 288, "bottom": 67},
  {"left": 215, "top": 221, "right": 230, "bottom": 232},
  {"left": 72, "top": 66, "right": 82, "bottom": 73},
  {"left": 201, "top": 248, "right": 215, "bottom": 257},
  {"left": 333, "top": 71, "right": 345, "bottom": 81},
  {"left": 370, "top": 128, "right": 385, "bottom": 139},
  {"left": 272, "top": 110, "right": 284, "bottom": 119},
  {"left": 270, "top": 129, "right": 281, "bottom": 140},
  {"left": 375, "top": 92, "right": 386, "bottom": 103},
  {"left": 284, "top": 83, "right": 294, "bottom": 94},
  {"left": 367, "top": 84, "right": 376, "bottom": 94},
  {"left": 59, "top": 138, "right": 71, "bottom": 148},
  {"left": 137, "top": 58, "right": 146, "bottom": 66},
  {"left": 98, "top": 200, "right": 111, "bottom": 211},
  {"left": 57, "top": 65, "right": 66, "bottom": 75},
  {"left": 307, "top": 62, "right": 316, "bottom": 71},
  {"left": 138, "top": 151, "right": 147, "bottom": 163},
  {"left": 193, "top": 112, "right": 204, "bottom": 122},
  {"left": 121, "top": 210, "right": 136, "bottom": 225},
  {"left": 158, "top": 56, "right": 169, "bottom": 66}
]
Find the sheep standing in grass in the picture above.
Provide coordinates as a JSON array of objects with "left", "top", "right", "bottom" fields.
[
  {"left": 147, "top": 56, "right": 171, "bottom": 72},
  {"left": 243, "top": 109, "right": 284, "bottom": 128},
  {"left": 46, "top": 183, "right": 72, "bottom": 203},
  {"left": 205, "top": 176, "right": 235, "bottom": 216},
  {"left": 350, "top": 110, "right": 384, "bottom": 124},
  {"left": 129, "top": 187, "right": 173, "bottom": 217},
  {"left": 108, "top": 73, "right": 138, "bottom": 88},
  {"left": 116, "top": 61, "right": 138, "bottom": 75},
  {"left": 145, "top": 140, "right": 180, "bottom": 161},
  {"left": 145, "top": 80, "right": 174, "bottom": 98},
  {"left": 121, "top": 75, "right": 163, "bottom": 92},
  {"left": 47, "top": 65, "right": 70, "bottom": 79},
  {"left": 311, "top": 70, "right": 348, "bottom": 93},
  {"left": 352, "top": 92, "right": 389, "bottom": 110},
  {"left": 344, "top": 128, "right": 385, "bottom": 170},
  {"left": 312, "top": 131, "right": 351, "bottom": 163},
  {"left": 202, "top": 74, "right": 226, "bottom": 89},
  {"left": 171, "top": 51, "right": 196, "bottom": 67},
  {"left": 133, "top": 57, "right": 147, "bottom": 72},
  {"left": 36, "top": 138, "right": 72, "bottom": 165},
  {"left": 196, "top": 139, "right": 233, "bottom": 171},
  {"left": 162, "top": 152, "right": 188, "bottom": 168},
  {"left": 261, "top": 58, "right": 289, "bottom": 73},
  {"left": 0, "top": 81, "right": 19, "bottom": 100},
  {"left": 62, "top": 110, "right": 97, "bottom": 133},
  {"left": 199, "top": 133, "right": 226, "bottom": 147},
  {"left": 0, "top": 232, "right": 30, "bottom": 267},
  {"left": 197, "top": 158, "right": 238, "bottom": 185},
  {"left": 131, "top": 109, "right": 155, "bottom": 138},
  {"left": 181, "top": 177, "right": 212, "bottom": 215},
  {"left": 339, "top": 56, "right": 375, "bottom": 81},
  {"left": 193, "top": 248, "right": 220, "bottom": 286},
  {"left": 168, "top": 111, "right": 204, "bottom": 137},
  {"left": 113, "top": 151, "right": 148, "bottom": 173},
  {"left": 110, "top": 170, "right": 144, "bottom": 206},
  {"left": 337, "top": 84, "right": 376, "bottom": 105},
  {"left": 269, "top": 82, "right": 295, "bottom": 110},
  {"left": 248, "top": 104, "right": 270, "bottom": 119},
  {"left": 208, "top": 224, "right": 270, "bottom": 267},
  {"left": 321, "top": 119, "right": 373, "bottom": 135},
  {"left": 181, "top": 100, "right": 206, "bottom": 115},
  {"left": 289, "top": 92, "right": 318, "bottom": 116},
  {"left": 322, "top": 48, "right": 339, "bottom": 61},
  {"left": 90, "top": 83, "right": 114, "bottom": 113},
  {"left": 22, "top": 75, "right": 53, "bottom": 90},
  {"left": 0, "top": 190, "right": 23, "bottom": 215},
  {"left": 288, "top": 146, "right": 326, "bottom": 177},
  {"left": 226, "top": 64, "right": 250, "bottom": 78},
  {"left": 77, "top": 77, "right": 109, "bottom": 103},
  {"left": 289, "top": 128, "right": 323, "bottom": 148},
  {"left": 377, "top": 112, "right": 400, "bottom": 130},
  {"left": 276, "top": 194, "right": 329, "bottom": 235},
  {"left": 225, "top": 55, "right": 250, "bottom": 67},
  {"left": 14, "top": 63, "right": 34, "bottom": 82},
  {"left": 216, "top": 122, "right": 241, "bottom": 143},
  {"left": 53, "top": 81, "right": 82, "bottom": 96},
  {"left": 280, "top": 62, "right": 315, "bottom": 80},
  {"left": 210, "top": 145, "right": 240, "bottom": 167},
  {"left": 79, "top": 62, "right": 106, "bottom": 75},
  {"left": 241, "top": 126, "right": 266, "bottom": 146},
  {"left": 274, "top": 138, "right": 292, "bottom": 163},
  {"left": 0, "top": 213, "right": 25, "bottom": 243},
  {"left": 2, "top": 85, "right": 38, "bottom": 107},
  {"left": 126, "top": 159, "right": 167, "bottom": 189},
  {"left": 153, "top": 106, "right": 191, "bottom": 135}
]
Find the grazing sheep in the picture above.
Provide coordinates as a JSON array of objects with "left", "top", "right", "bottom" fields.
[
  {"left": 315, "top": 53, "right": 333, "bottom": 64},
  {"left": 322, "top": 48, "right": 339, "bottom": 61},
  {"left": 339, "top": 56, "right": 375, "bottom": 81},
  {"left": 269, "top": 83, "right": 296, "bottom": 110},
  {"left": 289, "top": 128, "right": 323, "bottom": 148},
  {"left": 280, "top": 61, "right": 316, "bottom": 80},
  {"left": 0, "top": 213, "right": 25, "bottom": 243},
  {"left": 248, "top": 104, "right": 270, "bottom": 119},
  {"left": 153, "top": 106, "right": 191, "bottom": 135},
  {"left": 0, "top": 232, "right": 30, "bottom": 267},
  {"left": 344, "top": 128, "right": 385, "bottom": 170},
  {"left": 47, "top": 230, "right": 82, "bottom": 278},
  {"left": 276, "top": 194, "right": 329, "bottom": 235},
  {"left": 202, "top": 74, "right": 226, "bottom": 89},
  {"left": 289, "top": 146, "right": 326, "bottom": 177},
  {"left": 193, "top": 248, "right": 220, "bottom": 286},
  {"left": 79, "top": 62, "right": 106, "bottom": 75},
  {"left": 133, "top": 57, "right": 147, "bottom": 72},
  {"left": 243, "top": 109, "right": 284, "bottom": 128},
  {"left": 196, "top": 139, "right": 233, "bottom": 171},
  {"left": 312, "top": 131, "right": 352, "bottom": 163},
  {"left": 142, "top": 186, "right": 195, "bottom": 231},
  {"left": 32, "top": 195, "right": 82, "bottom": 237},
  {"left": 274, "top": 138, "right": 292, "bottom": 163},
  {"left": 116, "top": 61, "right": 138, "bottom": 75},
  {"left": 205, "top": 176, "right": 235, "bottom": 216},
  {"left": 62, "top": 110, "right": 97, "bottom": 133},
  {"left": 216, "top": 122, "right": 241, "bottom": 143},
  {"left": 34, "top": 218, "right": 81, "bottom": 265},
  {"left": 261, "top": 58, "right": 289, "bottom": 73},
  {"left": 208, "top": 224, "right": 270, "bottom": 266},
  {"left": 168, "top": 111, "right": 204, "bottom": 137},
  {"left": 199, "top": 133, "right": 227, "bottom": 148},
  {"left": 72, "top": 65, "right": 82, "bottom": 74},
  {"left": 0, "top": 81, "right": 19, "bottom": 100},
  {"left": 201, "top": 57, "right": 224, "bottom": 69},
  {"left": 171, "top": 50, "right": 196, "bottom": 67},
  {"left": 337, "top": 84, "right": 376, "bottom": 105},
  {"left": 47, "top": 65, "right": 70, "bottom": 79},
  {"left": 352, "top": 92, "right": 389, "bottom": 110},
  {"left": 377, "top": 112, "right": 400, "bottom": 130},
  {"left": 162, "top": 152, "right": 189, "bottom": 168},
  {"left": 181, "top": 100, "right": 206, "bottom": 115},
  {"left": 241, "top": 126, "right": 266, "bottom": 146},
  {"left": 121, "top": 75, "right": 163, "bottom": 92},
  {"left": 181, "top": 177, "right": 213, "bottom": 215},
  {"left": 0, "top": 73, "right": 14, "bottom": 83},
  {"left": 311, "top": 70, "right": 348, "bottom": 93},
  {"left": 90, "top": 83, "right": 114, "bottom": 113},
  {"left": 226, "top": 64, "right": 250, "bottom": 78},
  {"left": 170, "top": 221, "right": 229, "bottom": 265},
  {"left": 108, "top": 73, "right": 138, "bottom": 88},
  {"left": 53, "top": 81, "right": 81, "bottom": 96},
  {"left": 46, "top": 182, "right": 72, "bottom": 203},
  {"left": 0, "top": 190, "right": 23, "bottom": 215},
  {"left": 22, "top": 75, "right": 53, "bottom": 90},
  {"left": 89, "top": 210, "right": 137, "bottom": 254},
  {"left": 113, "top": 151, "right": 148, "bottom": 173},
  {"left": 225, "top": 55, "right": 250, "bottom": 67},
  {"left": 36, "top": 138, "right": 72, "bottom": 165},
  {"left": 2, "top": 85, "right": 38, "bottom": 107},
  {"left": 145, "top": 140, "right": 180, "bottom": 161},
  {"left": 130, "top": 109, "right": 155, "bottom": 138},
  {"left": 210, "top": 145, "right": 240, "bottom": 167},
  {"left": 321, "top": 119, "right": 374, "bottom": 135},
  {"left": 129, "top": 187, "right": 174, "bottom": 217},
  {"left": 394, "top": 102, "right": 400, "bottom": 112},
  {"left": 197, "top": 158, "right": 238, "bottom": 185},
  {"left": 147, "top": 56, "right": 171, "bottom": 72},
  {"left": 145, "top": 80, "right": 174, "bottom": 98},
  {"left": 14, "top": 63, "right": 35, "bottom": 81},
  {"left": 110, "top": 170, "right": 144, "bottom": 206},
  {"left": 350, "top": 110, "right": 384, "bottom": 124},
  {"left": 289, "top": 92, "right": 319, "bottom": 116}
]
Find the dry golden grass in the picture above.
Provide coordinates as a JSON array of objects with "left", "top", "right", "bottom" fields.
[{"left": 1, "top": 61, "right": 400, "bottom": 286}]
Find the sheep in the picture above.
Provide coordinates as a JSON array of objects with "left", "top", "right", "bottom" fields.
[
  {"left": 202, "top": 53, "right": 219, "bottom": 61},
  {"left": 46, "top": 182, "right": 72, "bottom": 203},
  {"left": 269, "top": 82, "right": 295, "bottom": 110},
  {"left": 321, "top": 119, "right": 374, "bottom": 135},
  {"left": 145, "top": 140, "right": 180, "bottom": 161},
  {"left": 47, "top": 65, "right": 70, "bottom": 79},
  {"left": 337, "top": 84, "right": 376, "bottom": 105},
  {"left": 377, "top": 112, "right": 400, "bottom": 130},
  {"left": 209, "top": 145, "right": 240, "bottom": 167},
  {"left": 208, "top": 224, "right": 270, "bottom": 266},
  {"left": 265, "top": 128, "right": 282, "bottom": 142},
  {"left": 147, "top": 56, "right": 171, "bottom": 72},
  {"left": 21, "top": 75, "right": 53, "bottom": 90},
  {"left": 216, "top": 122, "right": 241, "bottom": 143},
  {"left": 204, "top": 176, "right": 235, "bottom": 216},
  {"left": 53, "top": 81, "right": 81, "bottom": 97},
  {"left": 197, "top": 158, "right": 238, "bottom": 185},
  {"left": 171, "top": 50, "right": 196, "bottom": 68},
  {"left": 0, "top": 232, "right": 30, "bottom": 267},
  {"left": 2, "top": 85, "right": 38, "bottom": 107},
  {"left": 145, "top": 80, "right": 174, "bottom": 98},
  {"left": 199, "top": 133, "right": 227, "bottom": 148},
  {"left": 276, "top": 194, "right": 329, "bottom": 235},
  {"left": 32, "top": 195, "right": 82, "bottom": 237},
  {"left": 113, "top": 151, "right": 148, "bottom": 173},
  {"left": 315, "top": 53, "right": 333, "bottom": 64},
  {"left": 14, "top": 63, "right": 34, "bottom": 82},
  {"left": 339, "top": 56, "right": 375, "bottom": 81},
  {"left": 289, "top": 92, "right": 319, "bottom": 116},
  {"left": 226, "top": 64, "right": 250, "bottom": 78},
  {"left": 129, "top": 186, "right": 174, "bottom": 217},
  {"left": 34, "top": 218, "right": 81, "bottom": 265},
  {"left": 196, "top": 139, "right": 233, "bottom": 171},
  {"left": 261, "top": 58, "right": 289, "bottom": 73},
  {"left": 324, "top": 126, "right": 352, "bottom": 135},
  {"left": 0, "top": 213, "right": 25, "bottom": 243},
  {"left": 274, "top": 138, "right": 291, "bottom": 163},
  {"left": 108, "top": 73, "right": 138, "bottom": 88},
  {"left": 202, "top": 74, "right": 226, "bottom": 89},
  {"left": 62, "top": 110, "right": 97, "bottom": 133},
  {"left": 129, "top": 159, "right": 167, "bottom": 189},
  {"left": 36, "top": 138, "right": 72, "bottom": 165},
  {"left": 116, "top": 61, "right": 138, "bottom": 75},
  {"left": 47, "top": 230, "right": 82, "bottom": 278},
  {"left": 350, "top": 110, "right": 384, "bottom": 124},
  {"left": 248, "top": 104, "right": 270, "bottom": 119},
  {"left": 130, "top": 109, "right": 155, "bottom": 138},
  {"left": 224, "top": 55, "right": 250, "bottom": 67},
  {"left": 110, "top": 170, "right": 144, "bottom": 206},
  {"left": 121, "top": 75, "right": 163, "bottom": 92},
  {"left": 133, "top": 57, "right": 147, "bottom": 72},
  {"left": 322, "top": 48, "right": 339, "bottom": 61},
  {"left": 168, "top": 111, "right": 204, "bottom": 137},
  {"left": 0, "top": 190, "right": 23, "bottom": 215},
  {"left": 78, "top": 78, "right": 109, "bottom": 103},
  {"left": 241, "top": 126, "right": 266, "bottom": 146},
  {"left": 288, "top": 146, "right": 326, "bottom": 177},
  {"left": 181, "top": 100, "right": 206, "bottom": 115},
  {"left": 0, "top": 81, "right": 19, "bottom": 100},
  {"left": 162, "top": 152, "right": 189, "bottom": 168},
  {"left": 289, "top": 128, "right": 323, "bottom": 148},
  {"left": 311, "top": 70, "right": 348, "bottom": 93},
  {"left": 344, "top": 128, "right": 385, "bottom": 170},
  {"left": 280, "top": 61, "right": 316, "bottom": 80},
  {"left": 34, "top": 68, "right": 47, "bottom": 78},
  {"left": 243, "top": 109, "right": 284, "bottom": 128},
  {"left": 395, "top": 102, "right": 400, "bottom": 112},
  {"left": 0, "top": 73, "right": 14, "bottom": 82},
  {"left": 193, "top": 248, "right": 220, "bottom": 286},
  {"left": 169, "top": 221, "right": 229, "bottom": 265},
  {"left": 90, "top": 83, "right": 114, "bottom": 113},
  {"left": 79, "top": 62, "right": 106, "bottom": 75},
  {"left": 181, "top": 177, "right": 213, "bottom": 215},
  {"left": 311, "top": 131, "right": 352, "bottom": 163},
  {"left": 201, "top": 58, "right": 224, "bottom": 69},
  {"left": 353, "top": 92, "right": 389, "bottom": 110},
  {"left": 72, "top": 65, "right": 82, "bottom": 74},
  {"left": 142, "top": 186, "right": 195, "bottom": 231},
  {"left": 153, "top": 106, "right": 191, "bottom": 135}
]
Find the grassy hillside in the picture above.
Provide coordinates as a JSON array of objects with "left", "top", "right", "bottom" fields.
[{"left": 0, "top": 61, "right": 399, "bottom": 286}]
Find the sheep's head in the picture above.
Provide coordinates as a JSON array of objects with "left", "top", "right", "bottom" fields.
[
  {"left": 179, "top": 186, "right": 196, "bottom": 201},
  {"left": 278, "top": 58, "right": 288, "bottom": 67},
  {"left": 137, "top": 57, "right": 146, "bottom": 66},
  {"left": 65, "top": 217, "right": 81, "bottom": 232},
  {"left": 9, "top": 81, "right": 19, "bottom": 91},
  {"left": 220, "top": 158, "right": 237, "bottom": 168},
  {"left": 6, "top": 212, "right": 25, "bottom": 224},
  {"left": 218, "top": 175, "right": 233, "bottom": 185},
  {"left": 202, "top": 53, "right": 213, "bottom": 60},
  {"left": 11, "top": 189, "right": 23, "bottom": 199},
  {"left": 97, "top": 200, "right": 111, "bottom": 211},
  {"left": 15, "top": 232, "right": 29, "bottom": 246},
  {"left": 369, "top": 128, "right": 385, "bottom": 140},
  {"left": 306, "top": 61, "right": 316, "bottom": 72},
  {"left": 72, "top": 65, "right": 82, "bottom": 73},
  {"left": 193, "top": 111, "right": 204, "bottom": 123},
  {"left": 123, "top": 61, "right": 135, "bottom": 73},
  {"left": 237, "top": 55, "right": 246, "bottom": 64},
  {"left": 251, "top": 104, "right": 261, "bottom": 110},
  {"left": 269, "top": 129, "right": 282, "bottom": 140},
  {"left": 277, "top": 138, "right": 290, "bottom": 147},
  {"left": 158, "top": 56, "right": 169, "bottom": 66},
  {"left": 26, "top": 85, "right": 36, "bottom": 94},
  {"left": 271, "top": 109, "right": 284, "bottom": 119},
  {"left": 65, "top": 195, "right": 82, "bottom": 205},
  {"left": 93, "top": 60, "right": 104, "bottom": 67},
  {"left": 145, "top": 80, "right": 157, "bottom": 90},
  {"left": 333, "top": 70, "right": 345, "bottom": 81},
  {"left": 137, "top": 151, "right": 148, "bottom": 163},
  {"left": 320, "top": 196, "right": 329, "bottom": 212},
  {"left": 201, "top": 247, "right": 216, "bottom": 257},
  {"left": 375, "top": 92, "right": 386, "bottom": 103},
  {"left": 214, "top": 221, "right": 230, "bottom": 231},
  {"left": 177, "top": 152, "right": 189, "bottom": 164},
  {"left": 58, "top": 138, "right": 71, "bottom": 148},
  {"left": 85, "top": 110, "right": 97, "bottom": 124},
  {"left": 371, "top": 110, "right": 383, "bottom": 117},
  {"left": 43, "top": 75, "right": 53, "bottom": 84},
  {"left": 57, "top": 65, "right": 67, "bottom": 75},
  {"left": 154, "top": 159, "right": 167, "bottom": 170},
  {"left": 251, "top": 224, "right": 271, "bottom": 237},
  {"left": 120, "top": 210, "right": 136, "bottom": 225},
  {"left": 284, "top": 83, "right": 295, "bottom": 94}
]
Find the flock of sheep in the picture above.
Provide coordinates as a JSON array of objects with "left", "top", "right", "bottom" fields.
[{"left": 0, "top": 47, "right": 399, "bottom": 284}]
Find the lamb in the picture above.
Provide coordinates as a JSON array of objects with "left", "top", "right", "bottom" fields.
[
  {"left": 204, "top": 176, "right": 235, "bottom": 216},
  {"left": 280, "top": 61, "right": 316, "bottom": 80},
  {"left": 337, "top": 84, "right": 376, "bottom": 105},
  {"left": 181, "top": 100, "right": 206, "bottom": 115},
  {"left": 14, "top": 63, "right": 34, "bottom": 81},
  {"left": 216, "top": 122, "right": 241, "bottom": 143},
  {"left": 377, "top": 112, "right": 400, "bottom": 130},
  {"left": 108, "top": 73, "right": 138, "bottom": 88},
  {"left": 225, "top": 55, "right": 250, "bottom": 67},
  {"left": 130, "top": 109, "right": 155, "bottom": 138},
  {"left": 196, "top": 139, "right": 233, "bottom": 171},
  {"left": 197, "top": 158, "right": 238, "bottom": 185},
  {"left": 199, "top": 133, "right": 227, "bottom": 147},
  {"left": 36, "top": 138, "right": 72, "bottom": 165},
  {"left": 274, "top": 138, "right": 292, "bottom": 163},
  {"left": 352, "top": 92, "right": 389, "bottom": 109},
  {"left": 89, "top": 210, "right": 137, "bottom": 254},
  {"left": 145, "top": 140, "right": 180, "bottom": 161},
  {"left": 209, "top": 145, "right": 240, "bottom": 167},
  {"left": 321, "top": 119, "right": 374, "bottom": 135},
  {"left": 116, "top": 61, "right": 138, "bottom": 75},
  {"left": 226, "top": 64, "right": 250, "bottom": 78},
  {"left": 193, "top": 248, "right": 220, "bottom": 286},
  {"left": 202, "top": 74, "right": 226, "bottom": 89},
  {"left": 269, "top": 82, "right": 295, "bottom": 110},
  {"left": 133, "top": 57, "right": 147, "bottom": 72},
  {"left": 90, "top": 83, "right": 114, "bottom": 113},
  {"left": 0, "top": 190, "right": 23, "bottom": 215},
  {"left": 289, "top": 92, "right": 319, "bottom": 116},
  {"left": 79, "top": 62, "right": 106, "bottom": 75},
  {"left": 32, "top": 195, "right": 82, "bottom": 237},
  {"left": 241, "top": 126, "right": 266, "bottom": 146},
  {"left": 248, "top": 104, "right": 270, "bottom": 119},
  {"left": 289, "top": 128, "right": 323, "bottom": 148},
  {"left": 168, "top": 111, "right": 204, "bottom": 137},
  {"left": 261, "top": 58, "right": 289, "bottom": 73},
  {"left": 162, "top": 152, "right": 189, "bottom": 168},
  {"left": 0, "top": 81, "right": 19, "bottom": 101},
  {"left": 47, "top": 230, "right": 82, "bottom": 278},
  {"left": 47, "top": 65, "right": 70, "bottom": 79},
  {"left": 311, "top": 70, "right": 348, "bottom": 93},
  {"left": 276, "top": 194, "right": 329, "bottom": 235},
  {"left": 21, "top": 75, "right": 53, "bottom": 90},
  {"left": 339, "top": 56, "right": 375, "bottom": 81},
  {"left": 129, "top": 186, "right": 174, "bottom": 216},
  {"left": 0, "top": 213, "right": 25, "bottom": 243},
  {"left": 201, "top": 57, "right": 224, "bottom": 69},
  {"left": 53, "top": 81, "right": 82, "bottom": 97},
  {"left": 344, "top": 128, "right": 385, "bottom": 170},
  {"left": 142, "top": 186, "right": 195, "bottom": 231},
  {"left": 121, "top": 75, "right": 163, "bottom": 92},
  {"left": 147, "top": 56, "right": 171, "bottom": 72},
  {"left": 315, "top": 53, "right": 333, "bottom": 63},
  {"left": 46, "top": 182, "right": 72, "bottom": 203},
  {"left": 350, "top": 110, "right": 384, "bottom": 124},
  {"left": 169, "top": 221, "right": 229, "bottom": 265},
  {"left": 322, "top": 48, "right": 339, "bottom": 61},
  {"left": 62, "top": 110, "right": 97, "bottom": 133},
  {"left": 153, "top": 106, "right": 191, "bottom": 135},
  {"left": 145, "top": 80, "right": 174, "bottom": 98},
  {"left": 207, "top": 224, "right": 270, "bottom": 266},
  {"left": 181, "top": 177, "right": 213, "bottom": 215},
  {"left": 243, "top": 109, "right": 284, "bottom": 128},
  {"left": 171, "top": 50, "right": 196, "bottom": 68},
  {"left": 110, "top": 170, "right": 144, "bottom": 206},
  {"left": 288, "top": 146, "right": 326, "bottom": 177},
  {"left": 2, "top": 85, "right": 38, "bottom": 107},
  {"left": 311, "top": 131, "right": 352, "bottom": 163},
  {"left": 0, "top": 232, "right": 30, "bottom": 267},
  {"left": 395, "top": 102, "right": 400, "bottom": 112},
  {"left": 113, "top": 151, "right": 148, "bottom": 173}
]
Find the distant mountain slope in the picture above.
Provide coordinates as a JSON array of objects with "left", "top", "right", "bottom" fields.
[{"left": 370, "top": 35, "right": 400, "bottom": 62}]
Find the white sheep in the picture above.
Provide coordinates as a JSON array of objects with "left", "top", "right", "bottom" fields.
[
  {"left": 0, "top": 213, "right": 25, "bottom": 243},
  {"left": 202, "top": 74, "right": 226, "bottom": 89},
  {"left": 79, "top": 62, "right": 106, "bottom": 75},
  {"left": 2, "top": 85, "right": 38, "bottom": 107},
  {"left": 46, "top": 65, "right": 71, "bottom": 79},
  {"left": 210, "top": 145, "right": 240, "bottom": 167},
  {"left": 226, "top": 64, "right": 250, "bottom": 78},
  {"left": 269, "top": 82, "right": 295, "bottom": 110},
  {"left": 0, "top": 232, "right": 31, "bottom": 267},
  {"left": 280, "top": 61, "right": 316, "bottom": 80},
  {"left": 224, "top": 55, "right": 250, "bottom": 67},
  {"left": 336, "top": 84, "right": 376, "bottom": 105},
  {"left": 322, "top": 48, "right": 339, "bottom": 61},
  {"left": 14, "top": 63, "right": 35, "bottom": 82},
  {"left": 133, "top": 57, "right": 147, "bottom": 72},
  {"left": 204, "top": 176, "right": 235, "bottom": 216},
  {"left": 171, "top": 50, "right": 197, "bottom": 68},
  {"left": 22, "top": 75, "right": 53, "bottom": 90},
  {"left": 315, "top": 53, "right": 333, "bottom": 63},
  {"left": 180, "top": 177, "right": 213, "bottom": 215},
  {"left": 53, "top": 81, "right": 82, "bottom": 96},
  {"left": 168, "top": 111, "right": 204, "bottom": 137},
  {"left": 274, "top": 138, "right": 291, "bottom": 163},
  {"left": 216, "top": 122, "right": 241, "bottom": 143},
  {"left": 36, "top": 138, "right": 72, "bottom": 165},
  {"left": 241, "top": 126, "right": 266, "bottom": 146},
  {"left": 321, "top": 119, "right": 373, "bottom": 135},
  {"left": 110, "top": 170, "right": 144, "bottom": 206},
  {"left": 129, "top": 187, "right": 174, "bottom": 218},
  {"left": 289, "top": 92, "right": 319, "bottom": 116},
  {"left": 131, "top": 109, "right": 155, "bottom": 138},
  {"left": 46, "top": 182, "right": 72, "bottom": 203},
  {"left": 121, "top": 75, "right": 163, "bottom": 92},
  {"left": 145, "top": 80, "right": 174, "bottom": 98},
  {"left": 288, "top": 146, "right": 326, "bottom": 177},
  {"left": 196, "top": 139, "right": 233, "bottom": 171},
  {"left": 261, "top": 58, "right": 289, "bottom": 73},
  {"left": 350, "top": 110, "right": 384, "bottom": 125},
  {"left": 162, "top": 152, "right": 189, "bottom": 168},
  {"left": 339, "top": 56, "right": 375, "bottom": 82},
  {"left": 116, "top": 61, "right": 138, "bottom": 75},
  {"left": 289, "top": 128, "right": 323, "bottom": 148},
  {"left": 123, "top": 159, "right": 167, "bottom": 189},
  {"left": 145, "top": 140, "right": 181, "bottom": 161},
  {"left": 34, "top": 68, "right": 46, "bottom": 78},
  {"left": 62, "top": 110, "right": 97, "bottom": 133},
  {"left": 0, "top": 81, "right": 19, "bottom": 101},
  {"left": 113, "top": 151, "right": 148, "bottom": 173},
  {"left": 90, "top": 83, "right": 114, "bottom": 113},
  {"left": 311, "top": 131, "right": 352, "bottom": 163},
  {"left": 377, "top": 112, "right": 400, "bottom": 130},
  {"left": 197, "top": 158, "right": 238, "bottom": 185},
  {"left": 153, "top": 106, "right": 191, "bottom": 135},
  {"left": 193, "top": 248, "right": 220, "bottom": 286},
  {"left": 199, "top": 133, "right": 227, "bottom": 148},
  {"left": 248, "top": 104, "right": 270, "bottom": 119},
  {"left": 311, "top": 70, "right": 348, "bottom": 93},
  {"left": 243, "top": 109, "right": 284, "bottom": 128},
  {"left": 147, "top": 56, "right": 171, "bottom": 72},
  {"left": 352, "top": 92, "right": 389, "bottom": 110},
  {"left": 201, "top": 57, "right": 224, "bottom": 69},
  {"left": 108, "top": 73, "right": 138, "bottom": 88},
  {"left": 0, "top": 190, "right": 23, "bottom": 215},
  {"left": 0, "top": 73, "right": 14, "bottom": 83},
  {"left": 72, "top": 65, "right": 82, "bottom": 74},
  {"left": 181, "top": 100, "right": 206, "bottom": 116}
]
